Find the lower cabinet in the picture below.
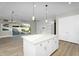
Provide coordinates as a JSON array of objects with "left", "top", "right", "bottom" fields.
[
  {"left": 35, "top": 38, "right": 58, "bottom": 56},
  {"left": 36, "top": 42, "right": 47, "bottom": 56},
  {"left": 23, "top": 36, "right": 58, "bottom": 56}
]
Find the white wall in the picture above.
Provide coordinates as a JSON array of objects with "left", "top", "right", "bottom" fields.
[{"left": 58, "top": 15, "right": 79, "bottom": 44}]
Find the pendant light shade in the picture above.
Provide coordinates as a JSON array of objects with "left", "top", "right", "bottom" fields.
[
  {"left": 45, "top": 19, "right": 48, "bottom": 23},
  {"left": 32, "top": 16, "right": 35, "bottom": 21}
]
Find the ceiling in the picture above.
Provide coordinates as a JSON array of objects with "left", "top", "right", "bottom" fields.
[{"left": 0, "top": 2, "right": 79, "bottom": 21}]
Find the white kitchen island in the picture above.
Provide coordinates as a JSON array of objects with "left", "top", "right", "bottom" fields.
[{"left": 22, "top": 34, "right": 58, "bottom": 56}]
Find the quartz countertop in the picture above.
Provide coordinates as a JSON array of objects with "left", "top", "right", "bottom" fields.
[{"left": 22, "top": 34, "right": 56, "bottom": 44}]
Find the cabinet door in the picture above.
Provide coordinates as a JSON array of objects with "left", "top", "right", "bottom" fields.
[
  {"left": 53, "top": 37, "right": 58, "bottom": 50},
  {"left": 35, "top": 38, "right": 58, "bottom": 56},
  {"left": 47, "top": 38, "right": 58, "bottom": 55},
  {"left": 46, "top": 39, "right": 54, "bottom": 55},
  {"left": 35, "top": 41, "right": 48, "bottom": 56}
]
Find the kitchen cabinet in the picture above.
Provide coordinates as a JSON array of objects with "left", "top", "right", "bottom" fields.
[
  {"left": 22, "top": 34, "right": 58, "bottom": 56},
  {"left": 36, "top": 19, "right": 54, "bottom": 34}
]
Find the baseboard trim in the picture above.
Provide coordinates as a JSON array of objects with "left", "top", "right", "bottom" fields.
[{"left": 60, "top": 40, "right": 79, "bottom": 45}]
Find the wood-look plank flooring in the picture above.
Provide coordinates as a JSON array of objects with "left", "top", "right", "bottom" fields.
[
  {"left": 52, "top": 40, "right": 79, "bottom": 56},
  {"left": 0, "top": 37, "right": 79, "bottom": 56},
  {"left": 0, "top": 36, "right": 23, "bottom": 56}
]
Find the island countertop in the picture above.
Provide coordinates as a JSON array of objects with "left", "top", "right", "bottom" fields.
[{"left": 22, "top": 34, "right": 56, "bottom": 44}]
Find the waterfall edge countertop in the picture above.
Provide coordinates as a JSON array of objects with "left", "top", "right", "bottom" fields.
[{"left": 22, "top": 34, "right": 56, "bottom": 44}]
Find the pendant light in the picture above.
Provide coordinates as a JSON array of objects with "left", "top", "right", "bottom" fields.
[
  {"left": 10, "top": 10, "right": 16, "bottom": 23},
  {"left": 32, "top": 2, "right": 36, "bottom": 21},
  {"left": 11, "top": 10, "right": 14, "bottom": 22},
  {"left": 45, "top": 4, "right": 48, "bottom": 23}
]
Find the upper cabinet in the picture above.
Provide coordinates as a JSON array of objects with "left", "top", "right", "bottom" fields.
[{"left": 36, "top": 19, "right": 55, "bottom": 34}]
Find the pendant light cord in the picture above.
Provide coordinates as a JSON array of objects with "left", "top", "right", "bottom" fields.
[
  {"left": 33, "top": 2, "right": 34, "bottom": 16},
  {"left": 45, "top": 4, "right": 48, "bottom": 20},
  {"left": 32, "top": 2, "right": 36, "bottom": 21}
]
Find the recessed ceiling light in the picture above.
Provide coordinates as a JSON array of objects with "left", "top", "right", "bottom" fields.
[
  {"left": 34, "top": 4, "right": 36, "bottom": 7},
  {"left": 68, "top": 2, "right": 71, "bottom": 4}
]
